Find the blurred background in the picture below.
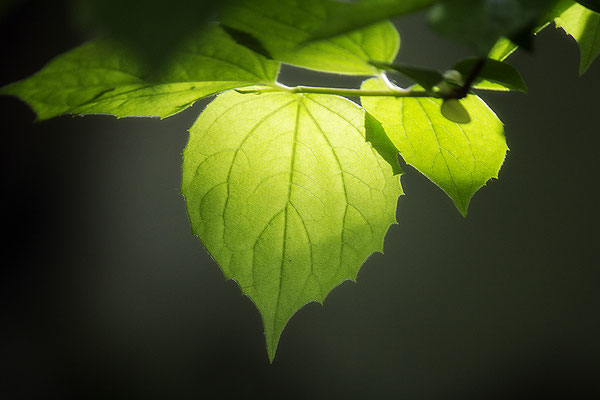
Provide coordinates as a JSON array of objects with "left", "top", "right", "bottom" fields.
[{"left": 1, "top": 1, "right": 599, "bottom": 399}]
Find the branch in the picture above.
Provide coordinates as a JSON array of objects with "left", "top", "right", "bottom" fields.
[{"left": 236, "top": 84, "right": 447, "bottom": 98}]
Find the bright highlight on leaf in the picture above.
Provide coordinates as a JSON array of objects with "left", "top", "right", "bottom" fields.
[
  {"left": 181, "top": 90, "right": 402, "bottom": 361},
  {"left": 554, "top": 0, "right": 600, "bottom": 74},
  {"left": 0, "top": 25, "right": 280, "bottom": 120},
  {"left": 361, "top": 79, "right": 507, "bottom": 216}
]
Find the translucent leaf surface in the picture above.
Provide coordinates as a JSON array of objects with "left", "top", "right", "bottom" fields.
[
  {"left": 554, "top": 0, "right": 600, "bottom": 74},
  {"left": 219, "top": 0, "right": 401, "bottom": 74},
  {"left": 181, "top": 90, "right": 402, "bottom": 361},
  {"left": 361, "top": 79, "right": 507, "bottom": 216},
  {"left": 488, "top": 37, "right": 519, "bottom": 61},
  {"left": 0, "top": 25, "right": 279, "bottom": 120}
]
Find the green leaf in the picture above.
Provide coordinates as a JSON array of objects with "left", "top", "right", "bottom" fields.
[
  {"left": 441, "top": 99, "right": 471, "bottom": 124},
  {"left": 361, "top": 79, "right": 507, "bottom": 216},
  {"left": 487, "top": 0, "right": 596, "bottom": 63},
  {"left": 429, "top": 0, "right": 556, "bottom": 54},
  {"left": 365, "top": 112, "right": 404, "bottom": 175},
  {"left": 554, "top": 0, "right": 600, "bottom": 74},
  {"left": 0, "top": 25, "right": 280, "bottom": 120},
  {"left": 371, "top": 61, "right": 443, "bottom": 91},
  {"left": 488, "top": 37, "right": 520, "bottom": 61},
  {"left": 308, "top": 0, "right": 438, "bottom": 40},
  {"left": 181, "top": 90, "right": 402, "bottom": 361},
  {"left": 219, "top": 0, "right": 401, "bottom": 74},
  {"left": 453, "top": 57, "right": 527, "bottom": 92}
]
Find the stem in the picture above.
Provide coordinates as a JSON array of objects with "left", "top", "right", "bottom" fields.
[
  {"left": 452, "top": 57, "right": 486, "bottom": 98},
  {"left": 237, "top": 84, "right": 445, "bottom": 98}
]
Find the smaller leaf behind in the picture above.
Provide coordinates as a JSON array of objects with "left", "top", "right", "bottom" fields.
[
  {"left": 0, "top": 25, "right": 280, "bottom": 120},
  {"left": 554, "top": 0, "right": 600, "bottom": 74},
  {"left": 453, "top": 57, "right": 527, "bottom": 92},
  {"left": 429, "top": 0, "right": 556, "bottom": 55},
  {"left": 361, "top": 78, "right": 508, "bottom": 216},
  {"left": 488, "top": 37, "right": 520, "bottom": 61},
  {"left": 441, "top": 99, "right": 471, "bottom": 124},
  {"left": 309, "top": 0, "right": 438, "bottom": 41},
  {"left": 219, "top": 0, "right": 401, "bottom": 75},
  {"left": 370, "top": 61, "right": 443, "bottom": 91},
  {"left": 488, "top": 0, "right": 600, "bottom": 70}
]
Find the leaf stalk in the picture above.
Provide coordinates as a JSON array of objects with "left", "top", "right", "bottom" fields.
[{"left": 236, "top": 84, "right": 447, "bottom": 98}]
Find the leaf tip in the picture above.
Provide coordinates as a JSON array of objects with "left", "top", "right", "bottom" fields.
[{"left": 264, "top": 327, "right": 282, "bottom": 364}]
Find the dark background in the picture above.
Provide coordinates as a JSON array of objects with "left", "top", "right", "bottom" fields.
[{"left": 1, "top": 1, "right": 599, "bottom": 399}]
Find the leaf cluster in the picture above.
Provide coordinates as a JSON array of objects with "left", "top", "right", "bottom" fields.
[{"left": 1, "top": 0, "right": 599, "bottom": 361}]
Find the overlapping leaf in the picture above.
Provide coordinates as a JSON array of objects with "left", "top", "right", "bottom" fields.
[
  {"left": 489, "top": 0, "right": 600, "bottom": 74},
  {"left": 429, "top": 0, "right": 556, "bottom": 54},
  {"left": 453, "top": 58, "right": 527, "bottom": 92},
  {"left": 181, "top": 90, "right": 402, "bottom": 361},
  {"left": 307, "top": 0, "right": 438, "bottom": 40},
  {"left": 361, "top": 79, "right": 507, "bottom": 215},
  {"left": 554, "top": 0, "right": 600, "bottom": 74},
  {"left": 0, "top": 25, "right": 280, "bottom": 120},
  {"left": 219, "top": 0, "right": 402, "bottom": 74}
]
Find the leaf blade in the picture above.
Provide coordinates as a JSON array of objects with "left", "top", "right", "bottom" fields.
[
  {"left": 361, "top": 78, "right": 507, "bottom": 216},
  {"left": 429, "top": 0, "right": 556, "bottom": 54},
  {"left": 453, "top": 57, "right": 527, "bottom": 92},
  {"left": 181, "top": 90, "right": 402, "bottom": 361},
  {"left": 219, "top": 0, "right": 401, "bottom": 74},
  {"left": 554, "top": 0, "right": 600, "bottom": 74},
  {"left": 371, "top": 61, "right": 443, "bottom": 91},
  {"left": 0, "top": 25, "right": 280, "bottom": 120}
]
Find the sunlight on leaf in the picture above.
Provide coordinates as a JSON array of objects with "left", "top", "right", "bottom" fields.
[
  {"left": 0, "top": 25, "right": 280, "bottom": 120},
  {"left": 181, "top": 90, "right": 402, "bottom": 361},
  {"left": 361, "top": 79, "right": 507, "bottom": 216},
  {"left": 554, "top": 0, "right": 600, "bottom": 74}
]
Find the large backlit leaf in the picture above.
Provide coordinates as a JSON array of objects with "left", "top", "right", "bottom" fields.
[
  {"left": 219, "top": 0, "right": 401, "bottom": 74},
  {"left": 181, "top": 90, "right": 402, "bottom": 361},
  {"left": 361, "top": 79, "right": 507, "bottom": 216},
  {"left": 0, "top": 25, "right": 279, "bottom": 120}
]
